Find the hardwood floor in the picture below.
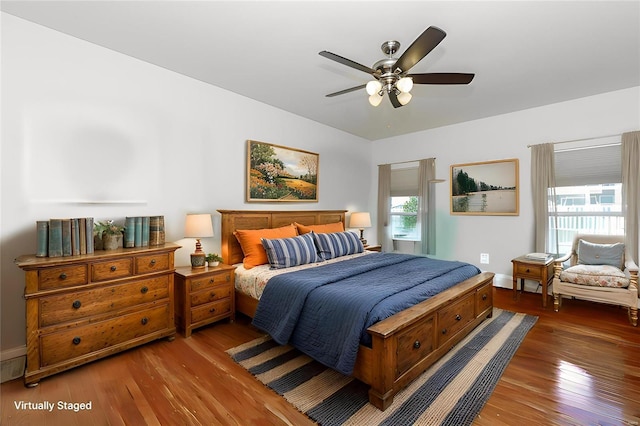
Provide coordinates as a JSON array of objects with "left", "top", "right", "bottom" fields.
[{"left": 2, "top": 288, "right": 639, "bottom": 425}]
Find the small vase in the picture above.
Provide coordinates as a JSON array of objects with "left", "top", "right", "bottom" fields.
[
  {"left": 103, "top": 234, "right": 122, "bottom": 250},
  {"left": 208, "top": 261, "right": 219, "bottom": 267}
]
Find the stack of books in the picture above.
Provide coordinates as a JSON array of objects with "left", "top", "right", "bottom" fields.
[
  {"left": 525, "top": 252, "right": 553, "bottom": 261},
  {"left": 124, "top": 215, "right": 165, "bottom": 248},
  {"left": 36, "top": 218, "right": 94, "bottom": 258}
]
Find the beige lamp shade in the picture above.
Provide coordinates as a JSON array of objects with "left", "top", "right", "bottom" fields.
[
  {"left": 349, "top": 212, "right": 372, "bottom": 229},
  {"left": 185, "top": 214, "right": 214, "bottom": 269}
]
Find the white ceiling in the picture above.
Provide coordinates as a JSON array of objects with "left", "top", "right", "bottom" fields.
[{"left": 2, "top": 1, "right": 639, "bottom": 141}]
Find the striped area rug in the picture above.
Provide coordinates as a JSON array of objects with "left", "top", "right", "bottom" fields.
[{"left": 227, "top": 308, "right": 537, "bottom": 426}]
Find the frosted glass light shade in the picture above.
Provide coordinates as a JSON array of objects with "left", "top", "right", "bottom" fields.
[
  {"left": 397, "top": 92, "right": 412, "bottom": 105},
  {"left": 396, "top": 77, "right": 413, "bottom": 93},
  {"left": 369, "top": 93, "right": 383, "bottom": 106},
  {"left": 366, "top": 80, "right": 382, "bottom": 96}
]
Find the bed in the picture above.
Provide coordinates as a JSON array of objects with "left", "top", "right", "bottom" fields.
[{"left": 218, "top": 209, "right": 495, "bottom": 410}]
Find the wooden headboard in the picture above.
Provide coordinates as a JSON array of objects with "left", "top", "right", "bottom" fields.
[{"left": 217, "top": 209, "right": 347, "bottom": 265}]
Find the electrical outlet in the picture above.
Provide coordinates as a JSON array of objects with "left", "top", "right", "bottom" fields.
[{"left": 480, "top": 253, "right": 490, "bottom": 264}]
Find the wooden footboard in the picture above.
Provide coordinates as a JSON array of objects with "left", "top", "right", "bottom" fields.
[{"left": 219, "top": 210, "right": 495, "bottom": 411}]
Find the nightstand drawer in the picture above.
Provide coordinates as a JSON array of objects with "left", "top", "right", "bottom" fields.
[
  {"left": 190, "top": 272, "right": 232, "bottom": 292},
  {"left": 91, "top": 258, "right": 133, "bottom": 282},
  {"left": 40, "top": 303, "right": 170, "bottom": 367},
  {"left": 514, "top": 262, "right": 545, "bottom": 279},
  {"left": 136, "top": 253, "right": 170, "bottom": 274},
  {"left": 190, "top": 284, "right": 232, "bottom": 307},
  {"left": 38, "top": 265, "right": 88, "bottom": 290},
  {"left": 39, "top": 275, "right": 169, "bottom": 327},
  {"left": 191, "top": 299, "right": 232, "bottom": 324}
]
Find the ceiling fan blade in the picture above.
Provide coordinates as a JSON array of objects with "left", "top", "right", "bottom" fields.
[
  {"left": 325, "top": 84, "right": 366, "bottom": 97},
  {"left": 410, "top": 73, "right": 475, "bottom": 85},
  {"left": 319, "top": 51, "right": 375, "bottom": 75},
  {"left": 394, "top": 26, "right": 446, "bottom": 73},
  {"left": 388, "top": 91, "right": 403, "bottom": 108}
]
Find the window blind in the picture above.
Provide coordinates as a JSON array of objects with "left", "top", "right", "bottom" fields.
[
  {"left": 390, "top": 167, "right": 419, "bottom": 196},
  {"left": 554, "top": 144, "right": 621, "bottom": 187}
]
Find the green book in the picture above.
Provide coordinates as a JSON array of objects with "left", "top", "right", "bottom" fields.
[
  {"left": 61, "top": 219, "right": 72, "bottom": 256},
  {"left": 124, "top": 217, "right": 136, "bottom": 248},
  {"left": 36, "top": 221, "right": 49, "bottom": 257},
  {"left": 134, "top": 217, "right": 143, "bottom": 247},
  {"left": 48, "top": 219, "right": 63, "bottom": 258},
  {"left": 142, "top": 216, "right": 150, "bottom": 246}
]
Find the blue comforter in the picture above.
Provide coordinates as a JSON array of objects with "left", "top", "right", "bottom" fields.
[{"left": 252, "top": 253, "right": 480, "bottom": 375}]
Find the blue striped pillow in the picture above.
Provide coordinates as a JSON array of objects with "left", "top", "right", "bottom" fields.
[
  {"left": 312, "top": 231, "right": 364, "bottom": 259},
  {"left": 261, "top": 233, "right": 322, "bottom": 269}
]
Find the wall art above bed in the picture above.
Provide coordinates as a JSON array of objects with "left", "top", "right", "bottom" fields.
[
  {"left": 450, "top": 158, "right": 519, "bottom": 215},
  {"left": 246, "top": 140, "right": 319, "bottom": 202}
]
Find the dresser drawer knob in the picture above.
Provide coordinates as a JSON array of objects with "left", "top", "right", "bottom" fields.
[
  {"left": 149, "top": 259, "right": 156, "bottom": 266},
  {"left": 209, "top": 279, "right": 214, "bottom": 284},
  {"left": 209, "top": 308, "right": 216, "bottom": 313},
  {"left": 59, "top": 273, "right": 67, "bottom": 280},
  {"left": 456, "top": 314, "right": 462, "bottom": 321},
  {"left": 226, "top": 275, "right": 230, "bottom": 282},
  {"left": 210, "top": 292, "right": 216, "bottom": 298},
  {"left": 442, "top": 328, "right": 447, "bottom": 335},
  {"left": 482, "top": 294, "right": 488, "bottom": 301},
  {"left": 72, "top": 337, "right": 81, "bottom": 345},
  {"left": 140, "top": 286, "right": 148, "bottom": 294},
  {"left": 141, "top": 317, "right": 148, "bottom": 325},
  {"left": 72, "top": 300, "right": 82, "bottom": 309},
  {"left": 413, "top": 340, "right": 421, "bottom": 349},
  {"left": 525, "top": 268, "right": 530, "bottom": 273},
  {"left": 110, "top": 265, "right": 117, "bottom": 272}
]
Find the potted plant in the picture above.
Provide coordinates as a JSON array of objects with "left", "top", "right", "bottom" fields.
[
  {"left": 206, "top": 253, "right": 223, "bottom": 267},
  {"left": 95, "top": 220, "right": 125, "bottom": 250}
]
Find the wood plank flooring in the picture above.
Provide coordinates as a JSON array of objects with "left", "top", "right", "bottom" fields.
[{"left": 2, "top": 288, "right": 639, "bottom": 425}]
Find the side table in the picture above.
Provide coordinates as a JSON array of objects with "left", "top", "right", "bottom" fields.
[{"left": 511, "top": 255, "right": 554, "bottom": 308}]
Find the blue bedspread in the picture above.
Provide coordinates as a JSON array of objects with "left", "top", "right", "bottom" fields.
[{"left": 252, "top": 253, "right": 480, "bottom": 375}]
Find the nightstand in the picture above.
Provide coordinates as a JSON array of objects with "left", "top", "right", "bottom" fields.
[
  {"left": 511, "top": 255, "right": 554, "bottom": 308},
  {"left": 364, "top": 244, "right": 382, "bottom": 252},
  {"left": 174, "top": 264, "right": 236, "bottom": 337}
]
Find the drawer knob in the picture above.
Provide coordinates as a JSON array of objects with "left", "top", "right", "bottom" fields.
[
  {"left": 226, "top": 275, "right": 230, "bottom": 282},
  {"left": 141, "top": 317, "right": 148, "bottom": 325},
  {"left": 209, "top": 308, "right": 216, "bottom": 313},
  {"left": 140, "top": 286, "right": 149, "bottom": 294},
  {"left": 209, "top": 279, "right": 214, "bottom": 284},
  {"left": 442, "top": 328, "right": 447, "bottom": 335},
  {"left": 72, "top": 337, "right": 81, "bottom": 345},
  {"left": 210, "top": 292, "right": 216, "bottom": 298},
  {"left": 482, "top": 294, "right": 488, "bottom": 301},
  {"left": 149, "top": 259, "right": 156, "bottom": 266},
  {"left": 59, "top": 273, "right": 67, "bottom": 280},
  {"left": 110, "top": 265, "right": 117, "bottom": 272},
  {"left": 526, "top": 268, "right": 530, "bottom": 273},
  {"left": 72, "top": 300, "right": 82, "bottom": 309},
  {"left": 455, "top": 314, "right": 462, "bottom": 321},
  {"left": 413, "top": 340, "right": 421, "bottom": 349}
]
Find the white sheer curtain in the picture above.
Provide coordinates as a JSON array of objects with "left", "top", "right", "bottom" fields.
[
  {"left": 377, "top": 164, "right": 393, "bottom": 252},
  {"left": 417, "top": 158, "right": 436, "bottom": 255},
  {"left": 531, "top": 143, "right": 557, "bottom": 253},
  {"left": 622, "top": 131, "right": 640, "bottom": 262}
]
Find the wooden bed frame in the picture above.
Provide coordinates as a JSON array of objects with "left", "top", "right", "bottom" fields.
[{"left": 218, "top": 209, "right": 495, "bottom": 410}]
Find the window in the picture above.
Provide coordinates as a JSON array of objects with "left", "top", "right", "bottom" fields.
[
  {"left": 390, "top": 164, "right": 419, "bottom": 240},
  {"left": 548, "top": 143, "right": 624, "bottom": 255}
]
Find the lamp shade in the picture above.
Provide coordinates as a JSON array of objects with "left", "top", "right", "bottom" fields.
[
  {"left": 349, "top": 212, "right": 372, "bottom": 229},
  {"left": 184, "top": 214, "right": 214, "bottom": 238}
]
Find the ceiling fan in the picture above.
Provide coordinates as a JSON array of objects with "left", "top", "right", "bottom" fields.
[{"left": 319, "top": 26, "right": 474, "bottom": 108}]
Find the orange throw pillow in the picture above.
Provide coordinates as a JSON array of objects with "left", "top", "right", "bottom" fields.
[
  {"left": 295, "top": 221, "right": 344, "bottom": 235},
  {"left": 234, "top": 224, "right": 298, "bottom": 269}
]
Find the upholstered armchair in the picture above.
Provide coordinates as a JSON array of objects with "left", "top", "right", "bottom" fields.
[{"left": 553, "top": 234, "right": 638, "bottom": 326}]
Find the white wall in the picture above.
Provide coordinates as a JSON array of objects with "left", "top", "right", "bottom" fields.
[
  {"left": 0, "top": 14, "right": 371, "bottom": 355},
  {"left": 370, "top": 86, "right": 640, "bottom": 287}
]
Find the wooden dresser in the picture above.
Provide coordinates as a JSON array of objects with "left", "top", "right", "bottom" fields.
[
  {"left": 15, "top": 243, "right": 180, "bottom": 386},
  {"left": 174, "top": 264, "right": 236, "bottom": 337}
]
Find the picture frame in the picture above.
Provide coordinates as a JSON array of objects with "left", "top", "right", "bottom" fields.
[
  {"left": 246, "top": 140, "right": 319, "bottom": 202},
  {"left": 450, "top": 158, "right": 519, "bottom": 215}
]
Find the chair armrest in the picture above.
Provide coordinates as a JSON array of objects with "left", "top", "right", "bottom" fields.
[
  {"left": 625, "top": 258, "right": 638, "bottom": 273},
  {"left": 553, "top": 254, "right": 572, "bottom": 279},
  {"left": 555, "top": 252, "right": 572, "bottom": 263}
]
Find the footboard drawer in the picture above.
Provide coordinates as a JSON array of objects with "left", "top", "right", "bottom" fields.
[
  {"left": 396, "top": 315, "right": 435, "bottom": 376},
  {"left": 437, "top": 293, "right": 475, "bottom": 346}
]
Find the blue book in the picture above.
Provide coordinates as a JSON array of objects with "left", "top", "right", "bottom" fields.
[
  {"left": 142, "top": 216, "right": 150, "bottom": 246},
  {"left": 124, "top": 217, "right": 136, "bottom": 248},
  {"left": 48, "top": 219, "right": 63, "bottom": 258},
  {"left": 62, "top": 219, "right": 72, "bottom": 256},
  {"left": 85, "top": 217, "right": 94, "bottom": 254},
  {"left": 36, "top": 221, "right": 48, "bottom": 257},
  {"left": 134, "top": 217, "right": 143, "bottom": 247}
]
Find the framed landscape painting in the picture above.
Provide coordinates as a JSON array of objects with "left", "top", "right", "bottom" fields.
[
  {"left": 450, "top": 158, "right": 519, "bottom": 215},
  {"left": 246, "top": 140, "right": 319, "bottom": 202}
]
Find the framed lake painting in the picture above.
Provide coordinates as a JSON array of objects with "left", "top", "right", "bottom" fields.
[
  {"left": 246, "top": 140, "right": 319, "bottom": 202},
  {"left": 450, "top": 158, "right": 519, "bottom": 215}
]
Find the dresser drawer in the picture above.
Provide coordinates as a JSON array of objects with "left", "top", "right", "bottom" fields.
[
  {"left": 190, "top": 272, "right": 232, "bottom": 292},
  {"left": 39, "top": 275, "right": 170, "bottom": 327},
  {"left": 91, "top": 258, "right": 133, "bottom": 282},
  {"left": 190, "top": 299, "right": 232, "bottom": 324},
  {"left": 190, "top": 283, "right": 232, "bottom": 307},
  {"left": 437, "top": 293, "right": 475, "bottom": 346},
  {"left": 396, "top": 316, "right": 435, "bottom": 376},
  {"left": 476, "top": 283, "right": 493, "bottom": 315},
  {"left": 136, "top": 253, "right": 170, "bottom": 274},
  {"left": 40, "top": 303, "right": 170, "bottom": 367},
  {"left": 38, "top": 265, "right": 88, "bottom": 290}
]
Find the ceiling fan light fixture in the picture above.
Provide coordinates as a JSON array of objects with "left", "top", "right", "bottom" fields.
[
  {"left": 368, "top": 93, "right": 383, "bottom": 107},
  {"left": 396, "top": 77, "right": 413, "bottom": 93},
  {"left": 397, "top": 92, "right": 412, "bottom": 106},
  {"left": 366, "top": 80, "right": 382, "bottom": 96}
]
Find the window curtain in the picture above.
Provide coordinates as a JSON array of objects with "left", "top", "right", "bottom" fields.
[
  {"left": 531, "top": 143, "right": 558, "bottom": 254},
  {"left": 417, "top": 158, "right": 436, "bottom": 255},
  {"left": 622, "top": 131, "right": 640, "bottom": 263},
  {"left": 377, "top": 164, "right": 393, "bottom": 252}
]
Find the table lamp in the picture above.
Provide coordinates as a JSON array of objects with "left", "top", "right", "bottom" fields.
[
  {"left": 349, "top": 212, "right": 372, "bottom": 245},
  {"left": 184, "top": 213, "right": 214, "bottom": 269}
]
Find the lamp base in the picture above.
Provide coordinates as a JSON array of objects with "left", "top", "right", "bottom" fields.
[{"left": 190, "top": 252, "right": 206, "bottom": 269}]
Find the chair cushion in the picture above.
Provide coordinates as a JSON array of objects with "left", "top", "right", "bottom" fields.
[
  {"left": 577, "top": 239, "right": 625, "bottom": 270},
  {"left": 559, "top": 264, "right": 630, "bottom": 288}
]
